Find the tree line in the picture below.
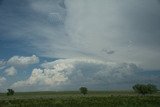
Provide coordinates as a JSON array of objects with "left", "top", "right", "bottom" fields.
[
  {"left": 132, "top": 84, "right": 158, "bottom": 95},
  {"left": 4, "top": 83, "right": 158, "bottom": 96},
  {"left": 79, "top": 84, "right": 158, "bottom": 95}
]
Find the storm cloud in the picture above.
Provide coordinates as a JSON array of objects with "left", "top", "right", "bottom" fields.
[
  {"left": 11, "top": 58, "right": 141, "bottom": 91},
  {"left": 0, "top": 0, "right": 160, "bottom": 91},
  {"left": 1, "top": 0, "right": 160, "bottom": 70}
]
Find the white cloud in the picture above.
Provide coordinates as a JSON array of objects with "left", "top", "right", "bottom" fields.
[
  {"left": 11, "top": 58, "right": 140, "bottom": 91},
  {"left": 0, "top": 76, "right": 6, "bottom": 86},
  {"left": 5, "top": 66, "right": 17, "bottom": 76},
  {"left": 7, "top": 55, "right": 39, "bottom": 67}
]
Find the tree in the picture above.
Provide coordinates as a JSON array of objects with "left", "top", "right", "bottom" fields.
[
  {"left": 7, "top": 89, "right": 14, "bottom": 96},
  {"left": 147, "top": 84, "right": 158, "bottom": 94},
  {"left": 79, "top": 87, "right": 88, "bottom": 95},
  {"left": 132, "top": 84, "right": 157, "bottom": 95}
]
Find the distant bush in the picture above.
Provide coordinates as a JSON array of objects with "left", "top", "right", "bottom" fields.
[
  {"left": 79, "top": 87, "right": 88, "bottom": 95},
  {"left": 7, "top": 89, "right": 14, "bottom": 96},
  {"left": 132, "top": 84, "right": 158, "bottom": 95}
]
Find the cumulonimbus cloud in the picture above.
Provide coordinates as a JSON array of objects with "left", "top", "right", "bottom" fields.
[{"left": 11, "top": 58, "right": 141, "bottom": 91}]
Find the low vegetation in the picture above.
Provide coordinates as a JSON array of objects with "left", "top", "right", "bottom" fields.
[
  {"left": 0, "top": 91, "right": 159, "bottom": 107},
  {"left": 0, "top": 84, "right": 159, "bottom": 107},
  {"left": 132, "top": 84, "right": 158, "bottom": 95}
]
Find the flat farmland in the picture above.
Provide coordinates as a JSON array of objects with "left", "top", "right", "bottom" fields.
[{"left": 0, "top": 91, "right": 160, "bottom": 107}]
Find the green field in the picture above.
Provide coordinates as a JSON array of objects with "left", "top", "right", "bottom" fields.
[{"left": 0, "top": 91, "right": 160, "bottom": 107}]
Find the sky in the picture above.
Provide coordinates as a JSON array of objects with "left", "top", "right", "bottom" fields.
[{"left": 0, "top": 0, "right": 160, "bottom": 92}]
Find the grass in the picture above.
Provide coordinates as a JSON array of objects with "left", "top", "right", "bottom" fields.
[{"left": 0, "top": 91, "right": 160, "bottom": 107}]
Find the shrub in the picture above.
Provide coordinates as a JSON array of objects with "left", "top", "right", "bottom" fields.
[
  {"left": 7, "top": 89, "right": 14, "bottom": 96},
  {"left": 79, "top": 87, "right": 88, "bottom": 95},
  {"left": 132, "top": 84, "right": 157, "bottom": 95}
]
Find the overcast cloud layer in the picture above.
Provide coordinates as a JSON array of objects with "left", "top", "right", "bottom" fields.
[{"left": 0, "top": 0, "right": 160, "bottom": 91}]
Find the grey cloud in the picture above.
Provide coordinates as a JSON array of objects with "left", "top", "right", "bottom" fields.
[
  {"left": 0, "top": 0, "right": 66, "bottom": 37},
  {"left": 102, "top": 49, "right": 115, "bottom": 54},
  {"left": 64, "top": 0, "right": 160, "bottom": 70},
  {"left": 1, "top": 0, "right": 160, "bottom": 70},
  {"left": 58, "top": 0, "right": 66, "bottom": 9},
  {"left": 157, "top": 0, "right": 160, "bottom": 4},
  {"left": 122, "top": 0, "right": 160, "bottom": 48},
  {"left": 48, "top": 13, "right": 65, "bottom": 24},
  {"left": 0, "top": 0, "right": 68, "bottom": 59}
]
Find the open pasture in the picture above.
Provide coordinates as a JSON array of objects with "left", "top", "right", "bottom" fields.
[{"left": 0, "top": 91, "right": 160, "bottom": 107}]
